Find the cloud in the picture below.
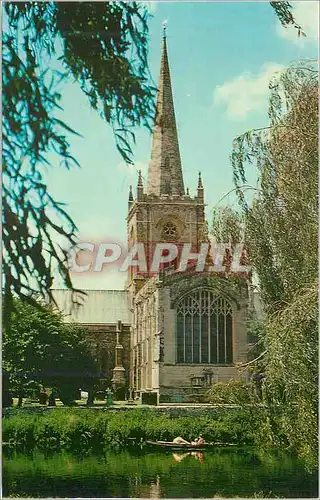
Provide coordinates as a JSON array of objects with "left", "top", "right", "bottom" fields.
[
  {"left": 213, "top": 63, "right": 284, "bottom": 120},
  {"left": 276, "top": 1, "right": 319, "bottom": 44}
]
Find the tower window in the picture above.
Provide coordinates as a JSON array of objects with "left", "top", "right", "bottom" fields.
[
  {"left": 176, "top": 289, "right": 233, "bottom": 365},
  {"left": 162, "top": 221, "right": 178, "bottom": 239}
]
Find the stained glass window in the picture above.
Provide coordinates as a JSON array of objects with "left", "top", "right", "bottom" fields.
[{"left": 176, "top": 289, "right": 233, "bottom": 364}]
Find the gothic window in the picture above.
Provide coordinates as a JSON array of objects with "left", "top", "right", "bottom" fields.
[
  {"left": 176, "top": 289, "right": 233, "bottom": 365},
  {"left": 162, "top": 221, "right": 178, "bottom": 240}
]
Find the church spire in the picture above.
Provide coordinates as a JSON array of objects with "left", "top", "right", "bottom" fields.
[{"left": 147, "top": 28, "right": 185, "bottom": 196}]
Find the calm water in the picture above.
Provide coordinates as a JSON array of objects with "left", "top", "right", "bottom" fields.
[{"left": 3, "top": 447, "right": 318, "bottom": 498}]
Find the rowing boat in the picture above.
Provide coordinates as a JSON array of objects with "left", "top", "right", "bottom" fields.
[{"left": 145, "top": 440, "right": 236, "bottom": 450}]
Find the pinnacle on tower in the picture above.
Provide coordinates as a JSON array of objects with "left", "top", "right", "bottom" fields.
[
  {"left": 128, "top": 184, "right": 134, "bottom": 210},
  {"left": 128, "top": 185, "right": 133, "bottom": 201},
  {"left": 146, "top": 29, "right": 185, "bottom": 197},
  {"left": 137, "top": 169, "right": 144, "bottom": 200},
  {"left": 197, "top": 172, "right": 204, "bottom": 201}
]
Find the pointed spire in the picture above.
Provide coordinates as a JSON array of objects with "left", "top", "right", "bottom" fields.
[
  {"left": 146, "top": 30, "right": 185, "bottom": 197},
  {"left": 137, "top": 169, "right": 143, "bottom": 187},
  {"left": 198, "top": 172, "right": 203, "bottom": 189}
]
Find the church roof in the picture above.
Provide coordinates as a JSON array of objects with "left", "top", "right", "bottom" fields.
[
  {"left": 147, "top": 32, "right": 185, "bottom": 197},
  {"left": 52, "top": 289, "right": 131, "bottom": 325}
]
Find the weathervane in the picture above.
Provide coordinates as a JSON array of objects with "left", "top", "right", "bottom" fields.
[{"left": 162, "top": 19, "right": 168, "bottom": 38}]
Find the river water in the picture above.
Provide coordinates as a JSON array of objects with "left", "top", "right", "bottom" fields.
[{"left": 3, "top": 447, "right": 318, "bottom": 498}]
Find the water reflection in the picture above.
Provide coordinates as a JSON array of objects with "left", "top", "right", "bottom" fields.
[
  {"left": 130, "top": 474, "right": 162, "bottom": 499},
  {"left": 3, "top": 448, "right": 318, "bottom": 498},
  {"left": 149, "top": 475, "right": 162, "bottom": 499},
  {"left": 172, "top": 451, "right": 205, "bottom": 464}
]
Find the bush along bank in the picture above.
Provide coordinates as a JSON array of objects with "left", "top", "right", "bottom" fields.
[{"left": 3, "top": 407, "right": 270, "bottom": 452}]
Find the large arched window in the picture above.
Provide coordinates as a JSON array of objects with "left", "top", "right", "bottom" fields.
[{"left": 176, "top": 289, "right": 233, "bottom": 364}]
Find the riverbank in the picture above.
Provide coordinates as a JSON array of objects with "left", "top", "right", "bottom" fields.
[{"left": 3, "top": 406, "right": 266, "bottom": 452}]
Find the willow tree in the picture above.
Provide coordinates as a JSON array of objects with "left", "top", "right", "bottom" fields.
[
  {"left": 2, "top": 1, "right": 155, "bottom": 313},
  {"left": 212, "top": 206, "right": 245, "bottom": 249},
  {"left": 231, "top": 61, "right": 318, "bottom": 468}
]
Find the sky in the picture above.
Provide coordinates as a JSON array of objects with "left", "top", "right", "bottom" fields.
[{"left": 44, "top": 1, "right": 319, "bottom": 290}]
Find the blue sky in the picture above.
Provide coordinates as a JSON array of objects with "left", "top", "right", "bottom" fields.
[{"left": 44, "top": 1, "right": 318, "bottom": 290}]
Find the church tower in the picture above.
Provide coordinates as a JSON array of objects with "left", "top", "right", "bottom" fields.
[
  {"left": 127, "top": 31, "right": 206, "bottom": 295},
  {"left": 127, "top": 30, "right": 248, "bottom": 402}
]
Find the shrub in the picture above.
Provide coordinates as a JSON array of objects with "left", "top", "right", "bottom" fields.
[
  {"left": 207, "top": 379, "right": 253, "bottom": 405},
  {"left": 2, "top": 406, "right": 261, "bottom": 452}
]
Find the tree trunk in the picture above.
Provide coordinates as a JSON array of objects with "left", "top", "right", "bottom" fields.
[
  {"left": 87, "top": 391, "right": 94, "bottom": 406},
  {"left": 48, "top": 392, "right": 56, "bottom": 406}
]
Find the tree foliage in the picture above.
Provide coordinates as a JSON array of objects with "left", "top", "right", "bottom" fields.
[
  {"left": 207, "top": 379, "right": 254, "bottom": 406},
  {"left": 229, "top": 61, "right": 318, "bottom": 468},
  {"left": 3, "top": 299, "right": 99, "bottom": 404},
  {"left": 3, "top": 1, "right": 155, "bottom": 309},
  {"left": 232, "top": 62, "right": 317, "bottom": 307},
  {"left": 270, "top": 1, "right": 306, "bottom": 37},
  {"left": 212, "top": 206, "right": 245, "bottom": 248},
  {"left": 263, "top": 284, "right": 318, "bottom": 469}
]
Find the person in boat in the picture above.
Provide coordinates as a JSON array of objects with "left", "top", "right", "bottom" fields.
[
  {"left": 172, "top": 436, "right": 190, "bottom": 445},
  {"left": 191, "top": 434, "right": 205, "bottom": 446},
  {"left": 172, "top": 434, "right": 205, "bottom": 446}
]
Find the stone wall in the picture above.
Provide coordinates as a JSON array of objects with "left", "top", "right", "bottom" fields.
[
  {"left": 158, "top": 364, "right": 247, "bottom": 403},
  {"left": 85, "top": 323, "right": 130, "bottom": 389}
]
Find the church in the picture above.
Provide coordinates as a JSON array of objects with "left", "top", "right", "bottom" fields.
[{"left": 54, "top": 33, "right": 255, "bottom": 403}]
